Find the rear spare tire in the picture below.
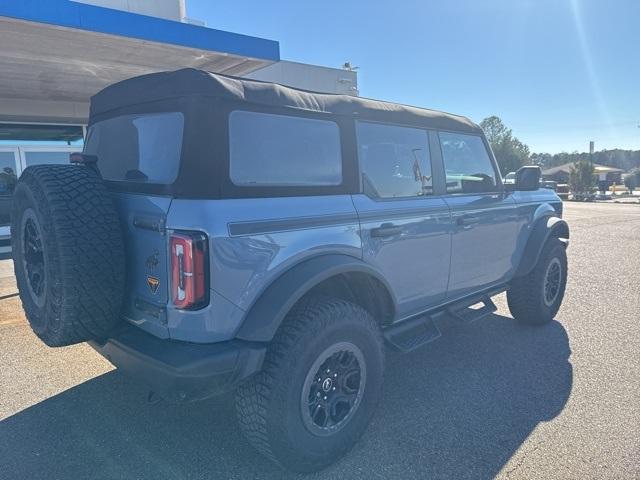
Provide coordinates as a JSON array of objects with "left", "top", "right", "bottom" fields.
[{"left": 11, "top": 164, "right": 125, "bottom": 346}]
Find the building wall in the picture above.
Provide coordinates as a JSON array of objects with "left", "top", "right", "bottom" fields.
[
  {"left": 72, "top": 0, "right": 185, "bottom": 21},
  {"left": 246, "top": 60, "right": 359, "bottom": 96}
]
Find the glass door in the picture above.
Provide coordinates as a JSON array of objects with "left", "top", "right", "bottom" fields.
[
  {"left": 18, "top": 145, "right": 79, "bottom": 169},
  {"left": 0, "top": 146, "right": 78, "bottom": 242},
  {"left": 0, "top": 147, "right": 20, "bottom": 241},
  {"left": 0, "top": 122, "right": 84, "bottom": 251}
]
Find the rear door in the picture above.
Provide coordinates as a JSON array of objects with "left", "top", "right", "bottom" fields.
[
  {"left": 352, "top": 122, "right": 452, "bottom": 319},
  {"left": 84, "top": 111, "right": 185, "bottom": 338},
  {"left": 438, "top": 131, "right": 518, "bottom": 298},
  {"left": 110, "top": 193, "right": 172, "bottom": 335}
]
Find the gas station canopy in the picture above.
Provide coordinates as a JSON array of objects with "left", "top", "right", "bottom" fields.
[{"left": 0, "top": 0, "right": 280, "bottom": 123}]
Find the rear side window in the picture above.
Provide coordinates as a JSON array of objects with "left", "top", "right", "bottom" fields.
[
  {"left": 85, "top": 112, "right": 184, "bottom": 183},
  {"left": 439, "top": 132, "right": 498, "bottom": 194},
  {"left": 356, "top": 121, "right": 432, "bottom": 199},
  {"left": 229, "top": 111, "right": 342, "bottom": 186}
]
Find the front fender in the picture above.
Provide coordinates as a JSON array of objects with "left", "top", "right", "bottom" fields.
[
  {"left": 235, "top": 254, "right": 395, "bottom": 342},
  {"left": 514, "top": 216, "right": 569, "bottom": 278}
]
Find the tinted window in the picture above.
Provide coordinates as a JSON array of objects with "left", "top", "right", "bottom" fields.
[
  {"left": 439, "top": 132, "right": 498, "bottom": 194},
  {"left": 229, "top": 111, "right": 342, "bottom": 186},
  {"left": 85, "top": 112, "right": 184, "bottom": 184},
  {"left": 357, "top": 122, "right": 432, "bottom": 198}
]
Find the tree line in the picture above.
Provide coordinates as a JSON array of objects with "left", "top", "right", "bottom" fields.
[
  {"left": 532, "top": 150, "right": 640, "bottom": 172},
  {"left": 479, "top": 115, "right": 640, "bottom": 174}
]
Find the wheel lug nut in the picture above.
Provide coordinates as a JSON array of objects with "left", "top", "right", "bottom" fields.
[{"left": 323, "top": 396, "right": 327, "bottom": 400}]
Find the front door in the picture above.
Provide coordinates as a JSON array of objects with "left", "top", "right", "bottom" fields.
[
  {"left": 353, "top": 122, "right": 452, "bottom": 319},
  {"left": 438, "top": 131, "right": 518, "bottom": 299}
]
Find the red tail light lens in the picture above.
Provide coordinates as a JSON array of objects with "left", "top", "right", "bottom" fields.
[{"left": 170, "top": 231, "right": 209, "bottom": 310}]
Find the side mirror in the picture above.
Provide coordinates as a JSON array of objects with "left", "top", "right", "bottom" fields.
[{"left": 514, "top": 165, "right": 541, "bottom": 191}]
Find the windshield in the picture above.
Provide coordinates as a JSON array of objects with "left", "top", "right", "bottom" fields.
[{"left": 84, "top": 111, "right": 184, "bottom": 184}]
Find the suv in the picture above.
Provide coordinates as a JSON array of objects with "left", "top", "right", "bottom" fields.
[{"left": 11, "top": 69, "right": 569, "bottom": 473}]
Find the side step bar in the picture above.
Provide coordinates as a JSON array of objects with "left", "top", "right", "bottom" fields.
[
  {"left": 383, "top": 295, "right": 498, "bottom": 353},
  {"left": 447, "top": 295, "right": 497, "bottom": 324},
  {"left": 383, "top": 313, "right": 442, "bottom": 353}
]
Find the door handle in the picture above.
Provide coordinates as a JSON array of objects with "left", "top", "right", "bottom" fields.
[
  {"left": 371, "top": 222, "right": 403, "bottom": 238},
  {"left": 456, "top": 215, "right": 481, "bottom": 227}
]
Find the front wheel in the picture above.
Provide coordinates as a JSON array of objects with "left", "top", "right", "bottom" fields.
[
  {"left": 507, "top": 238, "right": 568, "bottom": 325},
  {"left": 235, "top": 297, "right": 384, "bottom": 473}
]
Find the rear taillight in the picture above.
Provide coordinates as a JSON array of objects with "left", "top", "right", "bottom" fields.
[{"left": 170, "top": 231, "right": 209, "bottom": 310}]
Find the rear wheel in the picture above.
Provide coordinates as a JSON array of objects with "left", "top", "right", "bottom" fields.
[
  {"left": 12, "top": 165, "right": 125, "bottom": 346},
  {"left": 507, "top": 238, "right": 568, "bottom": 325},
  {"left": 235, "top": 297, "right": 384, "bottom": 473}
]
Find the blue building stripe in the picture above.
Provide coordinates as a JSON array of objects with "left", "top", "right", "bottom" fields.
[{"left": 0, "top": 0, "right": 280, "bottom": 61}]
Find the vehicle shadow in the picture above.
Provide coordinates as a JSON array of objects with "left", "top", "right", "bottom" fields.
[{"left": 0, "top": 313, "right": 572, "bottom": 480}]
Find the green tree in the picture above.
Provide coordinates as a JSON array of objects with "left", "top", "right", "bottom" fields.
[
  {"left": 480, "top": 116, "right": 531, "bottom": 175},
  {"left": 568, "top": 160, "right": 596, "bottom": 199},
  {"left": 626, "top": 168, "right": 640, "bottom": 194},
  {"left": 624, "top": 174, "right": 636, "bottom": 194}
]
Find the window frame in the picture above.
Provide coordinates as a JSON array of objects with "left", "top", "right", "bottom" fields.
[
  {"left": 85, "top": 110, "right": 185, "bottom": 185},
  {"left": 436, "top": 129, "right": 504, "bottom": 197},
  {"left": 86, "top": 96, "right": 205, "bottom": 198},
  {"left": 355, "top": 120, "right": 447, "bottom": 201},
  {"left": 220, "top": 100, "right": 359, "bottom": 199}
]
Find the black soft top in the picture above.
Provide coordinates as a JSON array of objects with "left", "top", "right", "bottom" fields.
[{"left": 90, "top": 68, "right": 481, "bottom": 133}]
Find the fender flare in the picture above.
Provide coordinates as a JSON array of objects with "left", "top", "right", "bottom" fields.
[
  {"left": 514, "top": 216, "right": 570, "bottom": 278},
  {"left": 235, "top": 254, "right": 396, "bottom": 342}
]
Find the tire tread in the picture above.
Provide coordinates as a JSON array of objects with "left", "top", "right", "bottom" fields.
[
  {"left": 507, "top": 238, "right": 567, "bottom": 325},
  {"left": 235, "top": 297, "right": 383, "bottom": 472},
  {"left": 12, "top": 165, "right": 125, "bottom": 346}
]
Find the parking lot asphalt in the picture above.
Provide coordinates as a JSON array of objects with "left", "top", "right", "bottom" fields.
[{"left": 1, "top": 202, "right": 639, "bottom": 480}]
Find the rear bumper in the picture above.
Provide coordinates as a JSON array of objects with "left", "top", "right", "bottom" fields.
[{"left": 89, "top": 323, "right": 266, "bottom": 402}]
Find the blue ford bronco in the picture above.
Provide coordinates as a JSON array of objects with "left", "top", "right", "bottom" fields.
[{"left": 11, "top": 69, "right": 569, "bottom": 472}]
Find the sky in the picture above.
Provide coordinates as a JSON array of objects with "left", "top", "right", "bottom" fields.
[{"left": 188, "top": 0, "right": 639, "bottom": 154}]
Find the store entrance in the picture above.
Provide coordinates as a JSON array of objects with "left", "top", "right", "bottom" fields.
[
  {"left": 0, "top": 124, "right": 84, "bottom": 249},
  {"left": 0, "top": 147, "right": 19, "bottom": 241}
]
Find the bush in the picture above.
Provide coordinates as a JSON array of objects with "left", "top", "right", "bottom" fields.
[
  {"left": 626, "top": 168, "right": 640, "bottom": 194},
  {"left": 569, "top": 160, "right": 596, "bottom": 198}
]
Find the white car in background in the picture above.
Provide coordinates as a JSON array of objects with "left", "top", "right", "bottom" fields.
[{"left": 504, "top": 171, "right": 516, "bottom": 184}]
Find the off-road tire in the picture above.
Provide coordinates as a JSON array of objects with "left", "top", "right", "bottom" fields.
[
  {"left": 11, "top": 164, "right": 125, "bottom": 346},
  {"left": 507, "top": 237, "right": 568, "bottom": 325},
  {"left": 235, "top": 297, "right": 384, "bottom": 473}
]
